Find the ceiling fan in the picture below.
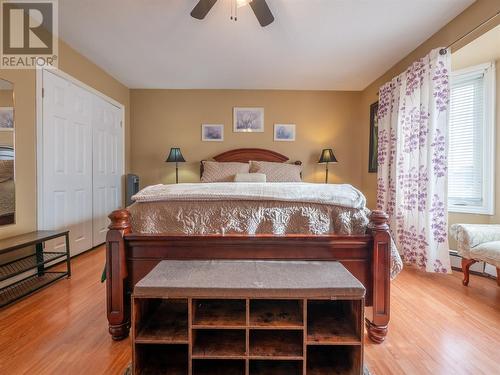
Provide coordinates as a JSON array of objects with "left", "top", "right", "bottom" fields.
[{"left": 191, "top": 0, "right": 274, "bottom": 27}]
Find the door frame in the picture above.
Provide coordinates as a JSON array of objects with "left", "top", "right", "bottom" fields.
[{"left": 35, "top": 67, "right": 126, "bottom": 234}]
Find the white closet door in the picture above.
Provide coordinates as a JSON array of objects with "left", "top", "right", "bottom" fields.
[
  {"left": 92, "top": 96, "right": 123, "bottom": 246},
  {"left": 41, "top": 71, "right": 93, "bottom": 256}
]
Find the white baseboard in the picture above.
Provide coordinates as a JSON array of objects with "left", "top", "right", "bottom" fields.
[
  {"left": 449, "top": 249, "right": 497, "bottom": 277},
  {"left": 484, "top": 263, "right": 497, "bottom": 277}
]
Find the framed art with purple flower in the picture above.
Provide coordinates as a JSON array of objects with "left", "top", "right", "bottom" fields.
[
  {"left": 274, "top": 124, "right": 295, "bottom": 141},
  {"left": 233, "top": 107, "right": 264, "bottom": 132},
  {"left": 202, "top": 124, "right": 224, "bottom": 142},
  {"left": 368, "top": 101, "right": 378, "bottom": 173}
]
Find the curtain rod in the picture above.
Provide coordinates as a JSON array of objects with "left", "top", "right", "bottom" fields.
[{"left": 439, "top": 10, "right": 500, "bottom": 55}]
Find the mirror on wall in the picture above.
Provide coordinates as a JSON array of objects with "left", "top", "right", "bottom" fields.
[{"left": 0, "top": 79, "right": 15, "bottom": 226}]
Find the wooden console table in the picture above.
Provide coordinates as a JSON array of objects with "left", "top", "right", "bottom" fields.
[
  {"left": 132, "top": 260, "right": 365, "bottom": 375},
  {"left": 0, "top": 230, "right": 71, "bottom": 308}
]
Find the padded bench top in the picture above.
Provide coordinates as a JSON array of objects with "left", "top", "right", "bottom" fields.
[{"left": 134, "top": 260, "right": 365, "bottom": 299}]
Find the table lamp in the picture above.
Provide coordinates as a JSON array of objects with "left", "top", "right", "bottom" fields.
[
  {"left": 318, "top": 148, "right": 338, "bottom": 183},
  {"left": 166, "top": 147, "right": 186, "bottom": 184}
]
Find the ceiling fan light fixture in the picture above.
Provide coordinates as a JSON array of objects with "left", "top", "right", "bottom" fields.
[{"left": 191, "top": 0, "right": 274, "bottom": 27}]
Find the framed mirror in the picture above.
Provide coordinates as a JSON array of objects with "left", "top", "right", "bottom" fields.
[{"left": 0, "top": 79, "right": 15, "bottom": 225}]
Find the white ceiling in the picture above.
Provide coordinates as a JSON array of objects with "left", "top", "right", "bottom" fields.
[{"left": 59, "top": 0, "right": 475, "bottom": 90}]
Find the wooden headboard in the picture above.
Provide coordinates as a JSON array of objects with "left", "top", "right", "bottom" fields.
[{"left": 200, "top": 148, "right": 302, "bottom": 177}]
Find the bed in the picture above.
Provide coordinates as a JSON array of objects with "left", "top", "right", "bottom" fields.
[{"left": 106, "top": 148, "right": 396, "bottom": 343}]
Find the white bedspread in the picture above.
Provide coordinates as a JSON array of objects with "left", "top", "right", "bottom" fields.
[
  {"left": 132, "top": 182, "right": 366, "bottom": 209},
  {"left": 130, "top": 182, "right": 403, "bottom": 279}
]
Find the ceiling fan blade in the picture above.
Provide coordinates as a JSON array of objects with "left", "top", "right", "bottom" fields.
[
  {"left": 191, "top": 0, "right": 218, "bottom": 20},
  {"left": 249, "top": 0, "right": 274, "bottom": 27}
]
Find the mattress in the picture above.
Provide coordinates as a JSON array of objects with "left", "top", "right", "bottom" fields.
[{"left": 129, "top": 182, "right": 403, "bottom": 278}]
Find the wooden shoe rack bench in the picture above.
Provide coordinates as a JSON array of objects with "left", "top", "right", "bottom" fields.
[
  {"left": 132, "top": 260, "right": 365, "bottom": 375},
  {"left": 0, "top": 230, "right": 71, "bottom": 308}
]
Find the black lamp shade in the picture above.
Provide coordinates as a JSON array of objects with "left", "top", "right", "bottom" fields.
[
  {"left": 166, "top": 148, "right": 186, "bottom": 163},
  {"left": 318, "top": 149, "right": 338, "bottom": 164}
]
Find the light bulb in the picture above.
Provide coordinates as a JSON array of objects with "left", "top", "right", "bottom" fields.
[{"left": 236, "top": 0, "right": 251, "bottom": 8}]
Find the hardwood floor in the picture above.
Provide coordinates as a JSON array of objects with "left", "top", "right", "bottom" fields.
[{"left": 0, "top": 246, "right": 498, "bottom": 375}]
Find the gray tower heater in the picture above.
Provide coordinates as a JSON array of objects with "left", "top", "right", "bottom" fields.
[{"left": 126, "top": 174, "right": 140, "bottom": 207}]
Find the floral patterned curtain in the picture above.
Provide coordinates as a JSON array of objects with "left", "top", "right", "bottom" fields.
[{"left": 377, "top": 48, "right": 451, "bottom": 273}]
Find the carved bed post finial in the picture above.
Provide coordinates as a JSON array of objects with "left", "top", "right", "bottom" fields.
[
  {"left": 370, "top": 210, "right": 389, "bottom": 231},
  {"left": 106, "top": 209, "right": 132, "bottom": 340},
  {"left": 108, "top": 209, "right": 132, "bottom": 231}
]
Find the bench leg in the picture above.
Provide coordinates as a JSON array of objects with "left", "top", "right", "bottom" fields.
[
  {"left": 65, "top": 233, "right": 71, "bottom": 278},
  {"left": 461, "top": 258, "right": 476, "bottom": 286},
  {"left": 35, "top": 243, "right": 45, "bottom": 276}
]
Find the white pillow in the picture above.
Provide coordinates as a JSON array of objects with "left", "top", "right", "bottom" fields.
[
  {"left": 249, "top": 161, "right": 302, "bottom": 182},
  {"left": 234, "top": 173, "right": 266, "bottom": 183},
  {"left": 201, "top": 161, "right": 249, "bottom": 182}
]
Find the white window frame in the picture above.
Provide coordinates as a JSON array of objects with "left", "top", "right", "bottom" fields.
[{"left": 448, "top": 62, "right": 496, "bottom": 215}]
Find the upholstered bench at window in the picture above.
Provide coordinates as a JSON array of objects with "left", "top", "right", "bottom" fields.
[{"left": 450, "top": 224, "right": 500, "bottom": 286}]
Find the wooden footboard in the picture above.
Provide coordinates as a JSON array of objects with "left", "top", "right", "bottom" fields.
[{"left": 105, "top": 210, "right": 391, "bottom": 343}]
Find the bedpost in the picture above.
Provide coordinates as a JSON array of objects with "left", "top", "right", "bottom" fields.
[
  {"left": 106, "top": 209, "right": 131, "bottom": 340},
  {"left": 366, "top": 210, "right": 391, "bottom": 343}
]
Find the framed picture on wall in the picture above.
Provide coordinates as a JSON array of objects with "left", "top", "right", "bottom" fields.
[
  {"left": 233, "top": 107, "right": 264, "bottom": 132},
  {"left": 202, "top": 124, "right": 224, "bottom": 142},
  {"left": 0, "top": 107, "right": 14, "bottom": 130},
  {"left": 368, "top": 101, "right": 379, "bottom": 173},
  {"left": 274, "top": 124, "right": 295, "bottom": 141}
]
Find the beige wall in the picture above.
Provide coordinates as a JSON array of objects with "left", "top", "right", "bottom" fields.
[
  {"left": 0, "top": 89, "right": 13, "bottom": 106},
  {"left": 130, "top": 90, "right": 363, "bottom": 188},
  {"left": 360, "top": 0, "right": 500, "bottom": 208},
  {"left": 0, "top": 40, "right": 130, "bottom": 239},
  {"left": 0, "top": 132, "right": 13, "bottom": 147}
]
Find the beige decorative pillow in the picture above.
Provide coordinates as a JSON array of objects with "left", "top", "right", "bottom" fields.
[
  {"left": 234, "top": 173, "right": 267, "bottom": 183},
  {"left": 0, "top": 160, "right": 13, "bottom": 182},
  {"left": 201, "top": 161, "right": 250, "bottom": 182},
  {"left": 249, "top": 161, "right": 302, "bottom": 182}
]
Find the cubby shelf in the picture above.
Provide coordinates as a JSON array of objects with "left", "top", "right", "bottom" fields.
[
  {"left": 192, "top": 299, "right": 246, "bottom": 328},
  {"left": 249, "top": 330, "right": 303, "bottom": 359},
  {"left": 192, "top": 330, "right": 246, "bottom": 359},
  {"left": 135, "top": 300, "right": 188, "bottom": 344},
  {"left": 307, "top": 346, "right": 362, "bottom": 375},
  {"left": 249, "top": 300, "right": 303, "bottom": 329},
  {"left": 193, "top": 360, "right": 245, "bottom": 375},
  {"left": 307, "top": 300, "right": 362, "bottom": 346},
  {"left": 133, "top": 297, "right": 364, "bottom": 374},
  {"left": 250, "top": 360, "right": 303, "bottom": 375},
  {"left": 135, "top": 344, "right": 188, "bottom": 375}
]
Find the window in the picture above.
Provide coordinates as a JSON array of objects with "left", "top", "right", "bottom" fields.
[{"left": 448, "top": 62, "right": 496, "bottom": 214}]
